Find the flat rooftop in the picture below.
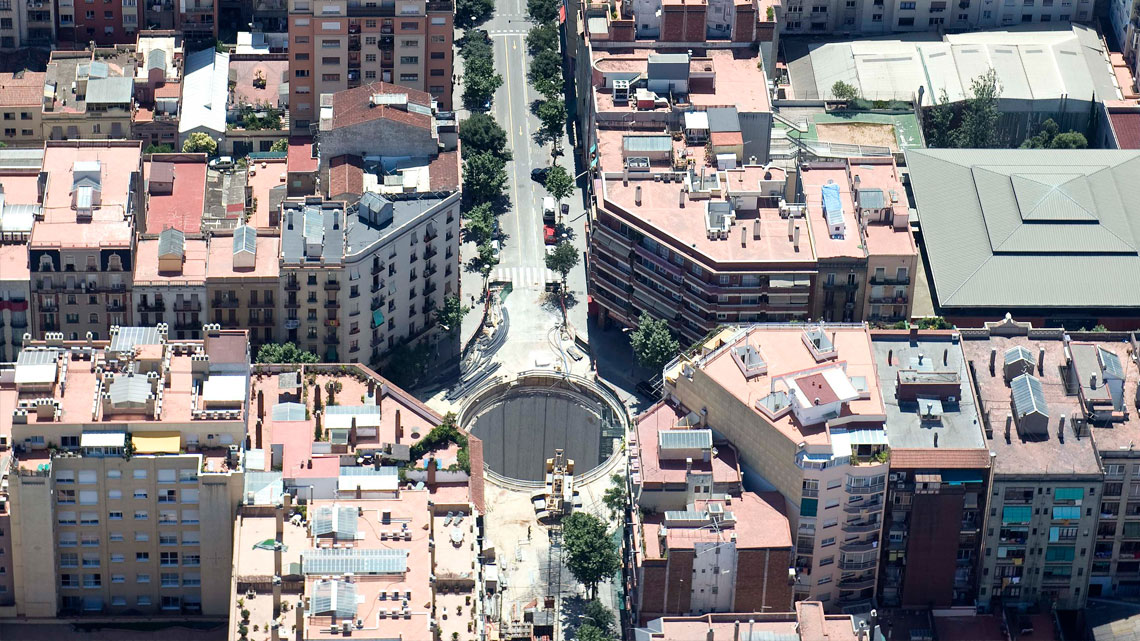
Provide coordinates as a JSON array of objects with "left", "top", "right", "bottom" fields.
[
  {"left": 246, "top": 159, "right": 289, "bottom": 229},
  {"left": 0, "top": 244, "right": 30, "bottom": 282},
  {"left": 635, "top": 401, "right": 741, "bottom": 488},
  {"left": 229, "top": 58, "right": 287, "bottom": 109},
  {"left": 846, "top": 158, "right": 915, "bottom": 257},
  {"left": 641, "top": 491, "right": 791, "bottom": 559},
  {"left": 133, "top": 237, "right": 209, "bottom": 285},
  {"left": 800, "top": 164, "right": 862, "bottom": 260},
  {"left": 145, "top": 158, "right": 207, "bottom": 234},
  {"left": 688, "top": 324, "right": 885, "bottom": 447},
  {"left": 639, "top": 602, "right": 863, "bottom": 641},
  {"left": 593, "top": 49, "right": 771, "bottom": 114},
  {"left": 205, "top": 233, "right": 280, "bottom": 280},
  {"left": 869, "top": 331, "right": 985, "bottom": 451},
  {"left": 45, "top": 49, "right": 137, "bottom": 114},
  {"left": 960, "top": 332, "right": 1101, "bottom": 476},
  {"left": 32, "top": 142, "right": 142, "bottom": 249}
]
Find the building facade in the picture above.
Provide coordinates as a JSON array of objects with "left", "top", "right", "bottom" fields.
[
  {"left": 779, "top": 0, "right": 1093, "bottom": 35},
  {"left": 204, "top": 226, "right": 280, "bottom": 351},
  {"left": 285, "top": 0, "right": 454, "bottom": 133}
]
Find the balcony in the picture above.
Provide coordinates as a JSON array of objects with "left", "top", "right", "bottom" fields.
[
  {"left": 844, "top": 501, "right": 883, "bottom": 515},
  {"left": 324, "top": 281, "right": 341, "bottom": 291},
  {"left": 213, "top": 297, "right": 239, "bottom": 308},
  {"left": 285, "top": 280, "right": 300, "bottom": 291},
  {"left": 137, "top": 300, "right": 164, "bottom": 312},
  {"left": 285, "top": 298, "right": 299, "bottom": 308},
  {"left": 838, "top": 559, "right": 877, "bottom": 571},
  {"left": 842, "top": 521, "right": 880, "bottom": 534},
  {"left": 846, "top": 483, "right": 886, "bottom": 495},
  {"left": 837, "top": 576, "right": 876, "bottom": 590},
  {"left": 323, "top": 335, "right": 339, "bottom": 345},
  {"left": 106, "top": 302, "right": 125, "bottom": 312},
  {"left": 840, "top": 539, "right": 879, "bottom": 553},
  {"left": 869, "top": 274, "right": 910, "bottom": 286},
  {"left": 324, "top": 300, "right": 339, "bottom": 309},
  {"left": 823, "top": 280, "right": 858, "bottom": 290},
  {"left": 173, "top": 299, "right": 201, "bottom": 312},
  {"left": 869, "top": 295, "right": 908, "bottom": 305}
]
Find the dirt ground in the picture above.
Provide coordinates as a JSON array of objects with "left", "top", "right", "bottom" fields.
[{"left": 815, "top": 122, "right": 899, "bottom": 151}]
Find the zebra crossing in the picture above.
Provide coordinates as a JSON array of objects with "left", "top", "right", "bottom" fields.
[{"left": 491, "top": 266, "right": 558, "bottom": 286}]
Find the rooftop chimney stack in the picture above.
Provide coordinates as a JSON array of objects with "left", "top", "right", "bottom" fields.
[
  {"left": 793, "top": 225, "right": 801, "bottom": 251},
  {"left": 990, "top": 347, "right": 997, "bottom": 375},
  {"left": 273, "top": 575, "right": 282, "bottom": 617},
  {"left": 1039, "top": 347, "right": 1045, "bottom": 374},
  {"left": 1059, "top": 414, "right": 1067, "bottom": 442},
  {"left": 740, "top": 226, "right": 747, "bottom": 247},
  {"left": 635, "top": 185, "right": 642, "bottom": 206},
  {"left": 753, "top": 217, "right": 761, "bottom": 239},
  {"left": 733, "top": 621, "right": 740, "bottom": 641},
  {"left": 295, "top": 599, "right": 304, "bottom": 641},
  {"left": 1005, "top": 413, "right": 1012, "bottom": 443}
]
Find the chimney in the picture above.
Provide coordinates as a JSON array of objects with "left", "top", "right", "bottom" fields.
[
  {"left": 349, "top": 416, "right": 358, "bottom": 448},
  {"left": 356, "top": 484, "right": 362, "bottom": 499},
  {"left": 990, "top": 347, "right": 997, "bottom": 375},
  {"left": 686, "top": 457, "right": 693, "bottom": 472},
  {"left": 635, "top": 185, "right": 642, "bottom": 206},
  {"left": 256, "top": 418, "right": 264, "bottom": 450},
  {"left": 943, "top": 349, "right": 948, "bottom": 366},
  {"left": 1091, "top": 373, "right": 1098, "bottom": 390},
  {"left": 1039, "top": 347, "right": 1045, "bottom": 374},
  {"left": 793, "top": 225, "right": 801, "bottom": 251},
  {"left": 275, "top": 501, "right": 285, "bottom": 539},
  {"left": 870, "top": 609, "right": 879, "bottom": 637},
  {"left": 283, "top": 492, "right": 293, "bottom": 510},
  {"left": 1059, "top": 414, "right": 1066, "bottom": 442},
  {"left": 787, "top": 215, "right": 794, "bottom": 240},
  {"left": 427, "top": 457, "right": 437, "bottom": 485},
  {"left": 740, "top": 226, "right": 747, "bottom": 247},
  {"left": 623, "top": 167, "right": 629, "bottom": 186},
  {"left": 752, "top": 217, "right": 761, "bottom": 239},
  {"left": 934, "top": 432, "right": 939, "bottom": 448},
  {"left": 708, "top": 627, "right": 716, "bottom": 641},
  {"left": 258, "top": 389, "right": 265, "bottom": 419},
  {"left": 295, "top": 599, "right": 304, "bottom": 641},
  {"left": 679, "top": 189, "right": 686, "bottom": 208},
  {"left": 888, "top": 349, "right": 893, "bottom": 366},
  {"left": 733, "top": 621, "right": 740, "bottom": 641},
  {"left": 395, "top": 409, "right": 403, "bottom": 441},
  {"left": 1005, "top": 413, "right": 1012, "bottom": 443},
  {"left": 367, "top": 378, "right": 376, "bottom": 399}
]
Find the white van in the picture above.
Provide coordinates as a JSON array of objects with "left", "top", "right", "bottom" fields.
[{"left": 542, "top": 196, "right": 556, "bottom": 224}]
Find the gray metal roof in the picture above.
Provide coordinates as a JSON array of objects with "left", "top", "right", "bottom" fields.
[
  {"left": 147, "top": 48, "right": 167, "bottom": 72},
  {"left": 311, "top": 505, "right": 358, "bottom": 539},
  {"left": 1011, "top": 373, "right": 1048, "bottom": 418},
  {"left": 272, "top": 402, "right": 307, "bottom": 421},
  {"left": 1100, "top": 347, "right": 1125, "bottom": 380},
  {"left": 109, "top": 375, "right": 151, "bottom": 406},
  {"left": 1004, "top": 345, "right": 1035, "bottom": 366},
  {"left": 233, "top": 225, "right": 257, "bottom": 256},
  {"left": 109, "top": 326, "right": 162, "bottom": 352},
  {"left": 302, "top": 548, "right": 408, "bottom": 575},
  {"left": 85, "top": 77, "right": 133, "bottom": 105},
  {"left": 857, "top": 188, "right": 885, "bottom": 210},
  {"left": 344, "top": 194, "right": 448, "bottom": 259},
  {"left": 158, "top": 227, "right": 185, "bottom": 258},
  {"left": 282, "top": 203, "right": 345, "bottom": 264},
  {"left": 277, "top": 372, "right": 301, "bottom": 390},
  {"left": 658, "top": 429, "right": 713, "bottom": 450},
  {"left": 623, "top": 135, "right": 672, "bottom": 153},
  {"left": 312, "top": 580, "right": 357, "bottom": 618},
  {"left": 906, "top": 149, "right": 1140, "bottom": 310},
  {"left": 706, "top": 107, "right": 740, "bottom": 133}
]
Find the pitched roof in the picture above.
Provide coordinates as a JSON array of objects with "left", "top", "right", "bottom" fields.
[
  {"left": 329, "top": 81, "right": 432, "bottom": 130},
  {"left": 1109, "top": 109, "right": 1140, "bottom": 149},
  {"left": 428, "top": 150, "right": 459, "bottom": 192},
  {"left": 158, "top": 227, "right": 185, "bottom": 258},
  {"left": 0, "top": 71, "right": 46, "bottom": 107},
  {"left": 328, "top": 154, "right": 364, "bottom": 198},
  {"left": 906, "top": 149, "right": 1140, "bottom": 310},
  {"left": 889, "top": 448, "right": 992, "bottom": 469},
  {"left": 86, "top": 77, "right": 134, "bottom": 105}
]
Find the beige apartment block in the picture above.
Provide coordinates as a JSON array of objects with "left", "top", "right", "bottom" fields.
[
  {"left": 286, "top": 0, "right": 454, "bottom": 132},
  {"left": 1, "top": 324, "right": 250, "bottom": 617},
  {"left": 30, "top": 141, "right": 144, "bottom": 341},
  {"left": 205, "top": 226, "right": 280, "bottom": 351},
  {"left": 0, "top": 72, "right": 46, "bottom": 147}
]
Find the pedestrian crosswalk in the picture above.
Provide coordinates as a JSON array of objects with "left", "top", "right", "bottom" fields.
[{"left": 491, "top": 266, "right": 558, "bottom": 286}]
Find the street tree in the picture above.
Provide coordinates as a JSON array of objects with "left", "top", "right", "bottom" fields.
[
  {"left": 952, "top": 68, "right": 1001, "bottom": 148},
  {"left": 182, "top": 132, "right": 218, "bottom": 155},
  {"left": 562, "top": 512, "right": 620, "bottom": 599},
  {"left": 923, "top": 89, "right": 955, "bottom": 149},
  {"left": 477, "top": 242, "right": 498, "bottom": 276},
  {"left": 545, "top": 240, "right": 579, "bottom": 285},
  {"left": 536, "top": 98, "right": 567, "bottom": 149},
  {"left": 830, "top": 80, "right": 859, "bottom": 101},
  {"left": 526, "top": 22, "right": 558, "bottom": 54},
  {"left": 256, "top": 342, "right": 319, "bottom": 364},
  {"left": 528, "top": 50, "right": 563, "bottom": 96},
  {"left": 459, "top": 30, "right": 492, "bottom": 59},
  {"left": 462, "top": 152, "right": 508, "bottom": 204},
  {"left": 575, "top": 624, "right": 614, "bottom": 641},
  {"left": 382, "top": 341, "right": 431, "bottom": 389},
  {"left": 462, "top": 57, "right": 502, "bottom": 109},
  {"left": 601, "top": 474, "right": 628, "bottom": 521},
  {"left": 456, "top": 0, "right": 494, "bottom": 27},
  {"left": 583, "top": 600, "right": 616, "bottom": 636},
  {"left": 463, "top": 201, "right": 497, "bottom": 244},
  {"left": 543, "top": 163, "right": 574, "bottom": 207},
  {"left": 436, "top": 295, "right": 470, "bottom": 335},
  {"left": 527, "top": 0, "right": 559, "bottom": 24},
  {"left": 630, "top": 312, "right": 679, "bottom": 373},
  {"left": 459, "top": 113, "right": 512, "bottom": 161}
]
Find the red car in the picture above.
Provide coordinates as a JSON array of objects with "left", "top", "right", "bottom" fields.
[{"left": 544, "top": 225, "right": 557, "bottom": 244}]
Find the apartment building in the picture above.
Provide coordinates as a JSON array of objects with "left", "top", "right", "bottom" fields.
[
  {"left": 285, "top": 0, "right": 454, "bottom": 133},
  {"left": 633, "top": 601, "right": 879, "bottom": 641},
  {"left": 71, "top": 0, "right": 141, "bottom": 45},
  {"left": 29, "top": 141, "right": 143, "bottom": 341},
  {"left": 0, "top": 0, "right": 55, "bottom": 49},
  {"left": 779, "top": 0, "right": 1092, "bottom": 35},
  {"left": 0, "top": 149, "right": 37, "bottom": 363},
  {"left": 0, "top": 244, "right": 31, "bottom": 363},
  {"left": 131, "top": 33, "right": 182, "bottom": 149},
  {"left": 961, "top": 316, "right": 1103, "bottom": 612},
  {"left": 869, "top": 329, "right": 990, "bottom": 608},
  {"left": 0, "top": 72, "right": 46, "bottom": 147},
  {"left": 2, "top": 324, "right": 250, "bottom": 616},
  {"left": 43, "top": 50, "right": 136, "bottom": 141},
  {"left": 802, "top": 159, "right": 916, "bottom": 324},
  {"left": 205, "top": 225, "right": 280, "bottom": 351},
  {"left": 662, "top": 324, "right": 889, "bottom": 613},
  {"left": 132, "top": 229, "right": 208, "bottom": 342}
]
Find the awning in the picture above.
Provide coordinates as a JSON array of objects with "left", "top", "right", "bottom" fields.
[
  {"left": 941, "top": 469, "right": 984, "bottom": 486},
  {"left": 81, "top": 432, "right": 126, "bottom": 448},
  {"left": 132, "top": 431, "right": 181, "bottom": 454},
  {"left": 372, "top": 309, "right": 384, "bottom": 327},
  {"left": 800, "top": 497, "right": 818, "bottom": 517}
]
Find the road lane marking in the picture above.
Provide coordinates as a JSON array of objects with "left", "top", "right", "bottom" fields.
[{"left": 502, "top": 37, "right": 525, "bottom": 265}]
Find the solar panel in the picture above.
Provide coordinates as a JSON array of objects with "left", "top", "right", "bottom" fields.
[
  {"left": 302, "top": 548, "right": 408, "bottom": 575},
  {"left": 658, "top": 429, "right": 713, "bottom": 450},
  {"left": 109, "top": 326, "right": 162, "bottom": 352},
  {"left": 272, "top": 402, "right": 307, "bottom": 421},
  {"left": 310, "top": 506, "right": 358, "bottom": 539}
]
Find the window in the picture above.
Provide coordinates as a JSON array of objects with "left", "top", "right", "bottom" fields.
[
  {"left": 111, "top": 574, "right": 126, "bottom": 584},
  {"left": 1053, "top": 506, "right": 1081, "bottom": 520},
  {"left": 78, "top": 470, "right": 97, "bottom": 485},
  {"left": 59, "top": 511, "right": 77, "bottom": 526},
  {"left": 400, "top": 56, "right": 418, "bottom": 64},
  {"left": 108, "top": 511, "right": 123, "bottom": 520},
  {"left": 181, "top": 510, "right": 200, "bottom": 524},
  {"left": 108, "top": 489, "right": 122, "bottom": 500},
  {"left": 399, "top": 73, "right": 418, "bottom": 82},
  {"left": 110, "top": 532, "right": 124, "bottom": 542},
  {"left": 80, "top": 490, "right": 97, "bottom": 505},
  {"left": 59, "top": 490, "right": 76, "bottom": 505},
  {"left": 401, "top": 21, "right": 416, "bottom": 29},
  {"left": 183, "top": 553, "right": 201, "bottom": 567},
  {"left": 133, "top": 470, "right": 147, "bottom": 480},
  {"left": 136, "top": 552, "right": 150, "bottom": 562},
  {"left": 160, "top": 533, "right": 178, "bottom": 546},
  {"left": 159, "top": 511, "right": 177, "bottom": 525},
  {"left": 182, "top": 532, "right": 200, "bottom": 546},
  {"left": 161, "top": 573, "right": 179, "bottom": 587},
  {"left": 160, "top": 552, "right": 178, "bottom": 567},
  {"left": 183, "top": 572, "right": 201, "bottom": 587},
  {"left": 61, "top": 553, "right": 79, "bottom": 568},
  {"left": 135, "top": 532, "right": 149, "bottom": 542},
  {"left": 137, "top": 574, "right": 151, "bottom": 584},
  {"left": 134, "top": 490, "right": 148, "bottom": 499},
  {"left": 182, "top": 489, "right": 199, "bottom": 504},
  {"left": 322, "top": 73, "right": 341, "bottom": 81},
  {"left": 899, "top": 16, "right": 914, "bottom": 24},
  {"left": 157, "top": 469, "right": 176, "bottom": 484},
  {"left": 137, "top": 595, "right": 152, "bottom": 606},
  {"left": 83, "top": 574, "right": 101, "bottom": 588},
  {"left": 821, "top": 537, "right": 836, "bottom": 547},
  {"left": 134, "top": 510, "right": 148, "bottom": 520}
]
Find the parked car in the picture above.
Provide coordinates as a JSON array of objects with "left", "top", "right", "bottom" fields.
[
  {"left": 542, "top": 196, "right": 557, "bottom": 225},
  {"left": 544, "top": 225, "right": 556, "bottom": 245},
  {"left": 209, "top": 156, "right": 235, "bottom": 171},
  {"left": 531, "top": 166, "right": 550, "bottom": 183}
]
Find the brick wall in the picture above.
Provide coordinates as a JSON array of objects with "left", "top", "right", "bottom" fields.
[
  {"left": 735, "top": 548, "right": 794, "bottom": 612},
  {"left": 902, "top": 490, "right": 964, "bottom": 607},
  {"left": 732, "top": 4, "right": 756, "bottom": 41}
]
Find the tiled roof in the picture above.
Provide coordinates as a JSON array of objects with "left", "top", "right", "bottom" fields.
[
  {"left": 889, "top": 448, "right": 991, "bottom": 470},
  {"left": 1110, "top": 110, "right": 1140, "bottom": 150},
  {"left": 0, "top": 72, "right": 46, "bottom": 107},
  {"left": 330, "top": 81, "right": 432, "bottom": 130},
  {"left": 328, "top": 154, "right": 364, "bottom": 198},
  {"left": 428, "top": 150, "right": 459, "bottom": 192}
]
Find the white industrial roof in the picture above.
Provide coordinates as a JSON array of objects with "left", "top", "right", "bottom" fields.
[
  {"left": 179, "top": 48, "right": 229, "bottom": 136},
  {"left": 202, "top": 375, "right": 247, "bottom": 402}
]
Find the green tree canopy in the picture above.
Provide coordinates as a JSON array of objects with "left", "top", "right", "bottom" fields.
[
  {"left": 526, "top": 22, "right": 559, "bottom": 54},
  {"left": 544, "top": 163, "right": 574, "bottom": 203},
  {"left": 270, "top": 138, "right": 289, "bottom": 152},
  {"left": 144, "top": 143, "right": 173, "bottom": 154},
  {"left": 527, "top": 0, "right": 560, "bottom": 24},
  {"left": 256, "top": 342, "right": 319, "bottom": 364},
  {"left": 463, "top": 151, "right": 508, "bottom": 204},
  {"left": 536, "top": 98, "right": 567, "bottom": 147},
  {"left": 630, "top": 313, "right": 679, "bottom": 373},
  {"left": 574, "top": 624, "right": 614, "bottom": 641},
  {"left": 544, "top": 240, "right": 579, "bottom": 282},
  {"left": 436, "top": 295, "right": 470, "bottom": 335},
  {"left": 463, "top": 201, "right": 497, "bottom": 245},
  {"left": 528, "top": 50, "right": 563, "bottom": 97},
  {"left": 924, "top": 89, "right": 956, "bottom": 149},
  {"left": 583, "top": 600, "right": 616, "bottom": 636},
  {"left": 953, "top": 68, "right": 1001, "bottom": 148},
  {"left": 601, "top": 474, "right": 628, "bottom": 521},
  {"left": 1021, "top": 119, "right": 1088, "bottom": 149},
  {"left": 830, "top": 80, "right": 859, "bottom": 101},
  {"left": 562, "top": 512, "right": 620, "bottom": 599},
  {"left": 459, "top": 113, "right": 512, "bottom": 161},
  {"left": 182, "top": 132, "right": 218, "bottom": 155},
  {"left": 456, "top": 0, "right": 494, "bottom": 27}
]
